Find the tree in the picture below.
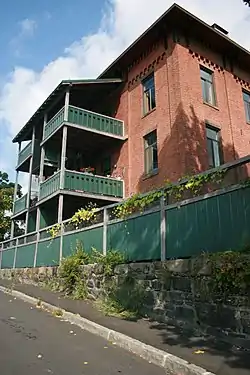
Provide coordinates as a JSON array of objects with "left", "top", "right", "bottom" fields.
[{"left": 0, "top": 171, "right": 23, "bottom": 241}]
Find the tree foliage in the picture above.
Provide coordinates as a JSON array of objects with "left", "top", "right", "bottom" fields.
[{"left": 0, "top": 171, "right": 23, "bottom": 241}]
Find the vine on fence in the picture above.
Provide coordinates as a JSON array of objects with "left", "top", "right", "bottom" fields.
[
  {"left": 114, "top": 169, "right": 227, "bottom": 219},
  {"left": 69, "top": 203, "right": 97, "bottom": 229},
  {"left": 47, "top": 223, "right": 61, "bottom": 238}
]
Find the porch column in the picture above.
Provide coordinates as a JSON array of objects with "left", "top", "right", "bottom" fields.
[
  {"left": 58, "top": 124, "right": 67, "bottom": 224},
  {"left": 25, "top": 126, "right": 36, "bottom": 234},
  {"left": 10, "top": 142, "right": 21, "bottom": 239},
  {"left": 64, "top": 87, "right": 70, "bottom": 122},
  {"left": 39, "top": 113, "right": 47, "bottom": 193}
]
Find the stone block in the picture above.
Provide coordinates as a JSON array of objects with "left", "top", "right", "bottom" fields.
[{"left": 172, "top": 277, "right": 191, "bottom": 292}]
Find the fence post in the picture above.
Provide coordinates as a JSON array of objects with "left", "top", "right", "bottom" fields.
[
  {"left": 59, "top": 223, "right": 64, "bottom": 263},
  {"left": 0, "top": 243, "right": 3, "bottom": 269},
  {"left": 160, "top": 195, "right": 166, "bottom": 261},
  {"left": 13, "top": 245, "right": 17, "bottom": 269},
  {"left": 103, "top": 208, "right": 108, "bottom": 256}
]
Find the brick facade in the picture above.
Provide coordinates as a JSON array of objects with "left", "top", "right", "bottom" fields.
[{"left": 113, "top": 33, "right": 250, "bottom": 196}]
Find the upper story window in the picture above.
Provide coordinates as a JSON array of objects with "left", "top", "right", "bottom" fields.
[
  {"left": 144, "top": 130, "right": 158, "bottom": 175},
  {"left": 142, "top": 74, "right": 156, "bottom": 115},
  {"left": 243, "top": 91, "right": 250, "bottom": 123},
  {"left": 206, "top": 125, "right": 222, "bottom": 168},
  {"left": 200, "top": 67, "right": 216, "bottom": 106}
]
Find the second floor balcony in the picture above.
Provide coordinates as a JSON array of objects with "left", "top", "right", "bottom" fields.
[
  {"left": 39, "top": 170, "right": 123, "bottom": 202},
  {"left": 13, "top": 194, "right": 28, "bottom": 216},
  {"left": 43, "top": 105, "right": 124, "bottom": 142}
]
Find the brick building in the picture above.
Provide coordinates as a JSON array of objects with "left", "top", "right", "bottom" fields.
[{"left": 9, "top": 4, "right": 250, "bottom": 234}]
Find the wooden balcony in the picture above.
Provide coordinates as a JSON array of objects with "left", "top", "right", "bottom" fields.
[
  {"left": 13, "top": 194, "right": 28, "bottom": 215},
  {"left": 17, "top": 142, "right": 32, "bottom": 167},
  {"left": 43, "top": 105, "right": 124, "bottom": 142},
  {"left": 39, "top": 170, "right": 123, "bottom": 201}
]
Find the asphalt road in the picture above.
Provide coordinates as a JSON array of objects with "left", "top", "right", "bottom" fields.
[{"left": 0, "top": 291, "right": 166, "bottom": 375}]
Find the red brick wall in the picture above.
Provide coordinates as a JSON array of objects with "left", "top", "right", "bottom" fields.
[{"left": 112, "top": 34, "right": 250, "bottom": 197}]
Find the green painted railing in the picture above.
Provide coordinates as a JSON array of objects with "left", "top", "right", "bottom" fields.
[
  {"left": 39, "top": 171, "right": 60, "bottom": 200},
  {"left": 42, "top": 106, "right": 124, "bottom": 141},
  {"left": 64, "top": 170, "right": 124, "bottom": 198},
  {"left": 68, "top": 105, "right": 124, "bottom": 137},
  {"left": 13, "top": 194, "right": 27, "bottom": 215},
  {"left": 43, "top": 107, "right": 65, "bottom": 140},
  {"left": 17, "top": 142, "right": 32, "bottom": 166}
]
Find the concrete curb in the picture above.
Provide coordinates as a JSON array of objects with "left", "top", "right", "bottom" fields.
[{"left": 0, "top": 285, "right": 215, "bottom": 375}]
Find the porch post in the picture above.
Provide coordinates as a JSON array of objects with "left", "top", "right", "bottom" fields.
[
  {"left": 25, "top": 126, "right": 36, "bottom": 234},
  {"left": 11, "top": 143, "right": 21, "bottom": 238},
  {"left": 64, "top": 87, "right": 70, "bottom": 122}
]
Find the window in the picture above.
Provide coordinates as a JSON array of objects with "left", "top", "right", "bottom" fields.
[
  {"left": 144, "top": 130, "right": 158, "bottom": 174},
  {"left": 206, "top": 125, "right": 222, "bottom": 168},
  {"left": 243, "top": 91, "right": 250, "bottom": 123},
  {"left": 200, "top": 67, "right": 216, "bottom": 106},
  {"left": 142, "top": 74, "right": 156, "bottom": 114}
]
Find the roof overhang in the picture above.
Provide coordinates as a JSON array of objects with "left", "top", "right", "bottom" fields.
[
  {"left": 12, "top": 78, "right": 123, "bottom": 143},
  {"left": 98, "top": 3, "right": 250, "bottom": 79}
]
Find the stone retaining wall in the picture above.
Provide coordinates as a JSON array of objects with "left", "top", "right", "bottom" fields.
[{"left": 1, "top": 258, "right": 249, "bottom": 349}]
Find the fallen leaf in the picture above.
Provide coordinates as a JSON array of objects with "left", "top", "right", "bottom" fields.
[
  {"left": 112, "top": 342, "right": 116, "bottom": 345},
  {"left": 30, "top": 307, "right": 33, "bottom": 310},
  {"left": 84, "top": 362, "right": 88, "bottom": 365},
  {"left": 14, "top": 297, "right": 16, "bottom": 300},
  {"left": 104, "top": 346, "right": 108, "bottom": 349},
  {"left": 10, "top": 317, "right": 16, "bottom": 320},
  {"left": 70, "top": 330, "right": 74, "bottom": 334},
  {"left": 37, "top": 354, "right": 43, "bottom": 359},
  {"left": 194, "top": 350, "right": 205, "bottom": 354}
]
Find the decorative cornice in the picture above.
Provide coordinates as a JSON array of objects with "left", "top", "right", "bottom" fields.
[
  {"left": 128, "top": 52, "right": 166, "bottom": 89},
  {"left": 188, "top": 49, "right": 224, "bottom": 72},
  {"left": 233, "top": 75, "right": 250, "bottom": 91}
]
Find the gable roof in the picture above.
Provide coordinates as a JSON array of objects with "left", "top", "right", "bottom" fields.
[{"left": 98, "top": 3, "right": 250, "bottom": 79}]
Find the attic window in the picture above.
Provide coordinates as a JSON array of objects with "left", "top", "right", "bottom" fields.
[{"left": 211, "top": 23, "right": 228, "bottom": 36}]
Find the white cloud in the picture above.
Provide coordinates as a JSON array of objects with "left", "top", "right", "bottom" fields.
[
  {"left": 9, "top": 18, "right": 37, "bottom": 57},
  {"left": 19, "top": 18, "right": 37, "bottom": 37},
  {"left": 0, "top": 0, "right": 250, "bottom": 179}
]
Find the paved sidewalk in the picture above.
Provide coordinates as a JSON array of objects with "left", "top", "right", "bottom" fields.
[{"left": 1, "top": 279, "right": 249, "bottom": 375}]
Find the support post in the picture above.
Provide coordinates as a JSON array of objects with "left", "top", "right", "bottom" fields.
[
  {"left": 11, "top": 143, "right": 21, "bottom": 239},
  {"left": 64, "top": 87, "right": 70, "bottom": 121},
  {"left": 160, "top": 195, "right": 166, "bottom": 261},
  {"left": 42, "top": 113, "right": 47, "bottom": 141},
  {"left": 25, "top": 126, "right": 36, "bottom": 234},
  {"left": 103, "top": 208, "right": 108, "bottom": 256},
  {"left": 33, "top": 207, "right": 41, "bottom": 267},
  {"left": 60, "top": 126, "right": 68, "bottom": 189}
]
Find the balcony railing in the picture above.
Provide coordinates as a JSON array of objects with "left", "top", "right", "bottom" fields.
[
  {"left": 64, "top": 170, "right": 123, "bottom": 198},
  {"left": 39, "top": 171, "right": 60, "bottom": 200},
  {"left": 17, "top": 142, "right": 32, "bottom": 166},
  {"left": 43, "top": 105, "right": 124, "bottom": 141},
  {"left": 13, "top": 194, "right": 27, "bottom": 215},
  {"left": 43, "top": 107, "right": 65, "bottom": 140},
  {"left": 38, "top": 170, "right": 123, "bottom": 200}
]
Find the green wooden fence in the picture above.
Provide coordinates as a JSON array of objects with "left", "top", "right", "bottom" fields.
[{"left": 1, "top": 184, "right": 250, "bottom": 268}]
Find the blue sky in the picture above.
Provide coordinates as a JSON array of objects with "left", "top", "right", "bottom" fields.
[
  {"left": 0, "top": 0, "right": 249, "bottom": 189},
  {"left": 0, "top": 0, "right": 104, "bottom": 76}
]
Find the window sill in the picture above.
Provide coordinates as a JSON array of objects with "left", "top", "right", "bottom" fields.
[
  {"left": 142, "top": 169, "right": 159, "bottom": 180},
  {"left": 142, "top": 107, "right": 156, "bottom": 119},
  {"left": 203, "top": 101, "right": 219, "bottom": 111}
]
